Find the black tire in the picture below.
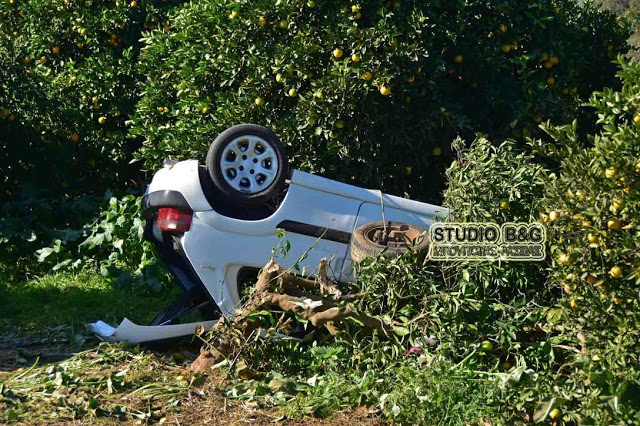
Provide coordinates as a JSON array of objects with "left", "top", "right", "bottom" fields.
[
  {"left": 206, "top": 124, "right": 288, "bottom": 206},
  {"left": 350, "top": 221, "right": 430, "bottom": 263}
]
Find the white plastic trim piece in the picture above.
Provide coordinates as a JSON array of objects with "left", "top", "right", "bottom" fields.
[{"left": 89, "top": 318, "right": 218, "bottom": 345}]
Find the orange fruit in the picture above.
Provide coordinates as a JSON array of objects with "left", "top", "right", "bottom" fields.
[
  {"left": 454, "top": 55, "right": 463, "bottom": 64},
  {"left": 254, "top": 97, "right": 264, "bottom": 106},
  {"left": 546, "top": 76, "right": 555, "bottom": 85},
  {"left": 549, "top": 56, "right": 559, "bottom": 65},
  {"left": 288, "top": 88, "right": 297, "bottom": 97},
  {"left": 609, "top": 266, "right": 622, "bottom": 279},
  {"left": 607, "top": 218, "right": 621, "bottom": 230},
  {"left": 407, "top": 75, "right": 415, "bottom": 83},
  {"left": 611, "top": 199, "right": 624, "bottom": 210},
  {"left": 501, "top": 44, "right": 511, "bottom": 53},
  {"left": 605, "top": 167, "right": 616, "bottom": 178},
  {"left": 499, "top": 199, "right": 509, "bottom": 210},
  {"left": 549, "top": 210, "right": 560, "bottom": 221},
  {"left": 98, "top": 116, "right": 107, "bottom": 124},
  {"left": 333, "top": 48, "right": 343, "bottom": 58},
  {"left": 499, "top": 24, "right": 507, "bottom": 33},
  {"left": 229, "top": 10, "right": 239, "bottom": 20},
  {"left": 586, "top": 274, "right": 598, "bottom": 285},
  {"left": 258, "top": 16, "right": 266, "bottom": 26},
  {"left": 351, "top": 53, "right": 361, "bottom": 62},
  {"left": 362, "top": 71, "right": 373, "bottom": 81},
  {"left": 52, "top": 46, "right": 60, "bottom": 54},
  {"left": 379, "top": 85, "right": 391, "bottom": 96},
  {"left": 480, "top": 340, "right": 493, "bottom": 351}
]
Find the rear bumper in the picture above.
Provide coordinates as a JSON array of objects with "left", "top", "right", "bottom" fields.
[{"left": 141, "top": 190, "right": 191, "bottom": 218}]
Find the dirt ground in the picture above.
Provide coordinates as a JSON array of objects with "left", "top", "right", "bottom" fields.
[{"left": 0, "top": 323, "right": 386, "bottom": 425}]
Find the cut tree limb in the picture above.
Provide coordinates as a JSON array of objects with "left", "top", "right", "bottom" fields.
[
  {"left": 190, "top": 258, "right": 391, "bottom": 372},
  {"left": 239, "top": 258, "right": 391, "bottom": 336}
]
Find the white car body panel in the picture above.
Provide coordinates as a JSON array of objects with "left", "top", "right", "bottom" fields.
[{"left": 147, "top": 160, "right": 213, "bottom": 211}]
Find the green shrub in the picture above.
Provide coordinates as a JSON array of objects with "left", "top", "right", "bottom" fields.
[
  {"left": 34, "top": 193, "right": 168, "bottom": 290},
  {"left": 131, "top": 0, "right": 629, "bottom": 201},
  {"left": 0, "top": 194, "right": 103, "bottom": 279},
  {"left": 0, "top": 0, "right": 187, "bottom": 275},
  {"left": 444, "top": 137, "right": 549, "bottom": 300}
]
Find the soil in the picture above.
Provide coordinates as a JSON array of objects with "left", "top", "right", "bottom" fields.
[{"left": 0, "top": 323, "right": 387, "bottom": 425}]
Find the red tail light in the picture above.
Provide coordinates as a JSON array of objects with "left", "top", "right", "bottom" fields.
[{"left": 156, "top": 208, "right": 193, "bottom": 232}]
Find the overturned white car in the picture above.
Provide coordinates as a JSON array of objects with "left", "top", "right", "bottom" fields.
[{"left": 91, "top": 124, "right": 447, "bottom": 344}]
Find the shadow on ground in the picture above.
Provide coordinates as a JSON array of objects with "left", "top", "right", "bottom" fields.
[{"left": 0, "top": 271, "right": 182, "bottom": 371}]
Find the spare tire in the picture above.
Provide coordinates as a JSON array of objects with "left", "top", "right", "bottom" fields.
[
  {"left": 350, "top": 221, "right": 430, "bottom": 263},
  {"left": 206, "top": 124, "right": 288, "bottom": 206}
]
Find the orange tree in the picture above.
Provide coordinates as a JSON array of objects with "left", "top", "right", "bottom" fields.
[
  {"left": 0, "top": 0, "right": 184, "bottom": 201},
  {"left": 131, "top": 0, "right": 629, "bottom": 201},
  {"left": 339, "top": 63, "right": 640, "bottom": 422},
  {"left": 534, "top": 58, "right": 640, "bottom": 424}
]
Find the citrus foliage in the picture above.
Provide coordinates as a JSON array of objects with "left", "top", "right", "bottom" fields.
[
  {"left": 0, "top": 0, "right": 184, "bottom": 200},
  {"left": 537, "top": 58, "right": 640, "bottom": 423},
  {"left": 132, "top": 0, "right": 629, "bottom": 200}
]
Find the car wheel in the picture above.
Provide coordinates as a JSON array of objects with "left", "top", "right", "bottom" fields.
[
  {"left": 206, "top": 124, "right": 288, "bottom": 206},
  {"left": 349, "top": 221, "right": 430, "bottom": 263}
]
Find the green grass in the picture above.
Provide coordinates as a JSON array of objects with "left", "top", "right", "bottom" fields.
[{"left": 0, "top": 270, "right": 179, "bottom": 330}]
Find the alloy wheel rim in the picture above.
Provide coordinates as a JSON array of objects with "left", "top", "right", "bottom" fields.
[{"left": 220, "top": 135, "right": 279, "bottom": 193}]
